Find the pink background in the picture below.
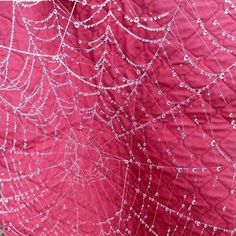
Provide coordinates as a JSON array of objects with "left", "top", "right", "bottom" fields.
[{"left": 0, "top": 0, "right": 236, "bottom": 235}]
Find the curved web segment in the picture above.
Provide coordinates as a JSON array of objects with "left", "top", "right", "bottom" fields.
[{"left": 0, "top": 0, "right": 236, "bottom": 235}]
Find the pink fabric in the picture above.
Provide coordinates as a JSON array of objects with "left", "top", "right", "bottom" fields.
[{"left": 0, "top": 0, "right": 236, "bottom": 235}]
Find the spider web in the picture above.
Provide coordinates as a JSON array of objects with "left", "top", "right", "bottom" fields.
[{"left": 0, "top": 0, "right": 236, "bottom": 235}]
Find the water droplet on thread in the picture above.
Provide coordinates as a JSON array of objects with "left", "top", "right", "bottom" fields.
[{"left": 74, "top": 22, "right": 80, "bottom": 28}]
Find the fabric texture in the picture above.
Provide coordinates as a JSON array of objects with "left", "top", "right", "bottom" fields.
[{"left": 0, "top": 0, "right": 236, "bottom": 235}]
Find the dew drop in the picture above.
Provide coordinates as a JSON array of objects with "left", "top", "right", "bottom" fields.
[
  {"left": 74, "top": 22, "right": 80, "bottom": 28},
  {"left": 134, "top": 17, "right": 139, "bottom": 23},
  {"left": 82, "top": 0, "right": 87, "bottom": 5}
]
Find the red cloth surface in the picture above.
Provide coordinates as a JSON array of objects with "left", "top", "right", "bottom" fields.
[{"left": 0, "top": 0, "right": 236, "bottom": 235}]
